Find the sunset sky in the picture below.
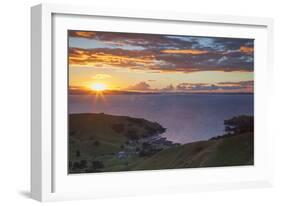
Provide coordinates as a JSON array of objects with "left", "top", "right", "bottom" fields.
[{"left": 68, "top": 30, "right": 254, "bottom": 93}]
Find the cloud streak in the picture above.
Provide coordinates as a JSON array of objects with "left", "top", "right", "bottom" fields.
[
  {"left": 123, "top": 80, "right": 253, "bottom": 93},
  {"left": 176, "top": 80, "right": 253, "bottom": 92},
  {"left": 161, "top": 49, "right": 209, "bottom": 55},
  {"left": 69, "top": 30, "right": 254, "bottom": 73}
]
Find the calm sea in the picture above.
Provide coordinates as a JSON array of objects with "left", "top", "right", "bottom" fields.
[{"left": 69, "top": 94, "right": 254, "bottom": 143}]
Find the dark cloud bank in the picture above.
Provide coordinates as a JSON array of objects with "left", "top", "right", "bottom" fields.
[{"left": 68, "top": 30, "right": 254, "bottom": 73}]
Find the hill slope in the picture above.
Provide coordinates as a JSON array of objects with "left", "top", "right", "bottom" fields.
[
  {"left": 133, "top": 132, "right": 253, "bottom": 170},
  {"left": 68, "top": 113, "right": 254, "bottom": 173},
  {"left": 68, "top": 113, "right": 166, "bottom": 169}
]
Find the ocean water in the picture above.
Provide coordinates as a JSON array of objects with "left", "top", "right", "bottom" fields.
[{"left": 69, "top": 94, "right": 254, "bottom": 143}]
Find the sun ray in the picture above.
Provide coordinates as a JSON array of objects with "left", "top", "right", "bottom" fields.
[
  {"left": 90, "top": 83, "right": 107, "bottom": 91},
  {"left": 88, "top": 83, "right": 108, "bottom": 105}
]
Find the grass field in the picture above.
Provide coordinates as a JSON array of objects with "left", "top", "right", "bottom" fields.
[
  {"left": 132, "top": 132, "right": 253, "bottom": 170},
  {"left": 68, "top": 113, "right": 166, "bottom": 173}
]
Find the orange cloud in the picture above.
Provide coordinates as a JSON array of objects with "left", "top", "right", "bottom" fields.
[
  {"left": 69, "top": 31, "right": 96, "bottom": 39},
  {"left": 69, "top": 48, "right": 157, "bottom": 68},
  {"left": 240, "top": 46, "right": 254, "bottom": 54},
  {"left": 161, "top": 49, "right": 208, "bottom": 55}
]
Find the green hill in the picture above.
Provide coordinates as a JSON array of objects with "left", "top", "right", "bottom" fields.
[
  {"left": 68, "top": 113, "right": 166, "bottom": 170},
  {"left": 68, "top": 113, "right": 254, "bottom": 173},
  {"left": 132, "top": 132, "right": 253, "bottom": 170}
]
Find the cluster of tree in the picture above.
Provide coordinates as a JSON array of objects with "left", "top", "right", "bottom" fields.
[
  {"left": 125, "top": 126, "right": 167, "bottom": 140},
  {"left": 224, "top": 115, "right": 254, "bottom": 134},
  {"left": 69, "top": 160, "right": 105, "bottom": 172},
  {"left": 123, "top": 117, "right": 166, "bottom": 140},
  {"left": 126, "top": 129, "right": 139, "bottom": 140},
  {"left": 138, "top": 142, "right": 163, "bottom": 157},
  {"left": 142, "top": 125, "right": 166, "bottom": 138},
  {"left": 70, "top": 160, "right": 88, "bottom": 170},
  {"left": 210, "top": 115, "right": 254, "bottom": 140},
  {"left": 91, "top": 160, "right": 104, "bottom": 170}
]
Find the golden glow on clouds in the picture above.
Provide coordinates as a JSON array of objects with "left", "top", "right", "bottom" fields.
[
  {"left": 71, "top": 31, "right": 96, "bottom": 38},
  {"left": 69, "top": 67, "right": 254, "bottom": 93},
  {"left": 68, "top": 31, "right": 254, "bottom": 93},
  {"left": 69, "top": 48, "right": 156, "bottom": 68},
  {"left": 240, "top": 46, "right": 254, "bottom": 54}
]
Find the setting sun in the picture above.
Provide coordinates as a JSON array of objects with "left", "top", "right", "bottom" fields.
[
  {"left": 90, "top": 83, "right": 107, "bottom": 91},
  {"left": 68, "top": 30, "right": 255, "bottom": 174}
]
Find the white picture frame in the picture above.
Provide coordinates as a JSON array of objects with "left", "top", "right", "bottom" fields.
[{"left": 31, "top": 3, "right": 274, "bottom": 202}]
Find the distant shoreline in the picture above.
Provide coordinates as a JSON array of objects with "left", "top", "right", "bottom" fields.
[{"left": 69, "top": 91, "right": 254, "bottom": 96}]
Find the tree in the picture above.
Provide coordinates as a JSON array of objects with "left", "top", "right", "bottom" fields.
[
  {"left": 142, "top": 142, "right": 150, "bottom": 149},
  {"left": 73, "top": 162, "right": 80, "bottom": 170},
  {"left": 69, "top": 161, "right": 72, "bottom": 169},
  {"left": 92, "top": 160, "right": 104, "bottom": 170},
  {"left": 126, "top": 129, "right": 138, "bottom": 140},
  {"left": 80, "top": 160, "right": 87, "bottom": 169},
  {"left": 93, "top": 140, "right": 100, "bottom": 146},
  {"left": 76, "top": 150, "right": 80, "bottom": 157},
  {"left": 224, "top": 115, "right": 254, "bottom": 135},
  {"left": 72, "top": 160, "right": 87, "bottom": 170}
]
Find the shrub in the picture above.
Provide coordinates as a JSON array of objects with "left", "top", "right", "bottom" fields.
[
  {"left": 142, "top": 142, "right": 151, "bottom": 149},
  {"left": 80, "top": 160, "right": 87, "bottom": 169},
  {"left": 72, "top": 160, "right": 88, "bottom": 170},
  {"left": 126, "top": 129, "right": 138, "bottom": 140},
  {"left": 73, "top": 162, "right": 80, "bottom": 170},
  {"left": 93, "top": 140, "right": 100, "bottom": 146},
  {"left": 92, "top": 160, "right": 104, "bottom": 170},
  {"left": 76, "top": 150, "right": 80, "bottom": 157},
  {"left": 224, "top": 115, "right": 254, "bottom": 135}
]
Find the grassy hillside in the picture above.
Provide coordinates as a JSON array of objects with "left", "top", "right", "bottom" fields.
[
  {"left": 132, "top": 132, "right": 253, "bottom": 170},
  {"left": 68, "top": 113, "right": 254, "bottom": 173},
  {"left": 68, "top": 113, "right": 166, "bottom": 172}
]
